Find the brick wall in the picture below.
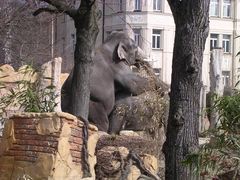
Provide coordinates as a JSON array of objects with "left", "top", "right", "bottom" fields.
[
  {"left": 3, "top": 117, "right": 60, "bottom": 162},
  {"left": 1, "top": 113, "right": 97, "bottom": 165},
  {"left": 68, "top": 119, "right": 84, "bottom": 164}
]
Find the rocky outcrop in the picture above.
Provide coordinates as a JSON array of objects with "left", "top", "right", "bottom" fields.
[{"left": 0, "top": 112, "right": 98, "bottom": 180}]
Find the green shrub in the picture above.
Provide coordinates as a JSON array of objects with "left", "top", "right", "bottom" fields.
[
  {"left": 0, "top": 65, "right": 58, "bottom": 128},
  {"left": 183, "top": 91, "right": 240, "bottom": 179}
]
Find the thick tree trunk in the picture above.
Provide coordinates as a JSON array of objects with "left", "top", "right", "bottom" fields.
[
  {"left": 70, "top": 2, "right": 99, "bottom": 119},
  {"left": 3, "top": 20, "right": 13, "bottom": 64},
  {"left": 33, "top": 0, "right": 99, "bottom": 119},
  {"left": 163, "top": 1, "right": 210, "bottom": 179}
]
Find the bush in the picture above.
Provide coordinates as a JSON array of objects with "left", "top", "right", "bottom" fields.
[
  {"left": 184, "top": 91, "right": 240, "bottom": 179},
  {"left": 0, "top": 65, "right": 58, "bottom": 132}
]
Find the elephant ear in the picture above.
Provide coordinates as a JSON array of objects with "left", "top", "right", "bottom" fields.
[{"left": 117, "top": 41, "right": 128, "bottom": 61}]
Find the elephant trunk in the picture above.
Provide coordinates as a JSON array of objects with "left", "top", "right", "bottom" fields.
[{"left": 136, "top": 47, "right": 147, "bottom": 61}]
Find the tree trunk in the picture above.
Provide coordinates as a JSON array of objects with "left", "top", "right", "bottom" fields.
[
  {"left": 163, "top": 1, "right": 210, "bottom": 179},
  {"left": 70, "top": 2, "right": 99, "bottom": 119},
  {"left": 33, "top": 0, "right": 99, "bottom": 119},
  {"left": 208, "top": 49, "right": 224, "bottom": 129},
  {"left": 3, "top": 26, "right": 12, "bottom": 64}
]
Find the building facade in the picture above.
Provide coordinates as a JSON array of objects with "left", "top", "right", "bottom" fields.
[
  {"left": 55, "top": 0, "right": 240, "bottom": 89},
  {"left": 103, "top": 0, "right": 240, "bottom": 89}
]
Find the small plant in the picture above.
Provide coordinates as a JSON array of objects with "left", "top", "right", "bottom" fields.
[
  {"left": 183, "top": 91, "right": 240, "bottom": 179},
  {"left": 0, "top": 65, "right": 58, "bottom": 131}
]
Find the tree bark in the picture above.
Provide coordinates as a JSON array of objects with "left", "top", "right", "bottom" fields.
[
  {"left": 34, "top": 0, "right": 99, "bottom": 119},
  {"left": 163, "top": 1, "right": 210, "bottom": 179},
  {"left": 70, "top": 1, "right": 99, "bottom": 119},
  {"left": 3, "top": 26, "right": 12, "bottom": 64},
  {"left": 2, "top": 1, "right": 14, "bottom": 64}
]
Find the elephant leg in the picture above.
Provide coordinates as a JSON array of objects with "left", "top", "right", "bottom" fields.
[
  {"left": 61, "top": 93, "right": 71, "bottom": 113},
  {"left": 108, "top": 109, "right": 126, "bottom": 134},
  {"left": 89, "top": 101, "right": 109, "bottom": 132}
]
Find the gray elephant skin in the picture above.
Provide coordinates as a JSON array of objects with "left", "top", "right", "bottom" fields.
[
  {"left": 61, "top": 31, "right": 151, "bottom": 132},
  {"left": 109, "top": 60, "right": 170, "bottom": 134}
]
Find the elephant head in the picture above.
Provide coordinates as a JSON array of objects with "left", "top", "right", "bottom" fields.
[
  {"left": 116, "top": 38, "right": 138, "bottom": 66},
  {"left": 104, "top": 31, "right": 145, "bottom": 66}
]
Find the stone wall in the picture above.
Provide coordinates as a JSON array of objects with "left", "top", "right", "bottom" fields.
[{"left": 0, "top": 112, "right": 98, "bottom": 180}]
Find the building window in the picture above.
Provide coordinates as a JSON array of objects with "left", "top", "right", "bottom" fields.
[
  {"left": 210, "top": 34, "right": 219, "bottom": 50},
  {"left": 119, "top": 0, "right": 123, "bottom": 12},
  {"left": 153, "top": 0, "right": 161, "bottom": 11},
  {"left": 222, "top": 58, "right": 230, "bottom": 69},
  {"left": 135, "top": 0, "right": 141, "bottom": 11},
  {"left": 153, "top": 68, "right": 161, "bottom": 76},
  {"left": 152, "top": 29, "right": 161, "bottom": 49},
  {"left": 222, "top": 34, "right": 231, "bottom": 53},
  {"left": 223, "top": 0, "right": 231, "bottom": 17},
  {"left": 133, "top": 29, "right": 141, "bottom": 46},
  {"left": 210, "top": 0, "right": 219, "bottom": 17},
  {"left": 222, "top": 71, "right": 230, "bottom": 87}
]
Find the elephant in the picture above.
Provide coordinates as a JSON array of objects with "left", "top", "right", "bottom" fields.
[
  {"left": 61, "top": 31, "right": 152, "bottom": 132},
  {"left": 108, "top": 59, "right": 169, "bottom": 134}
]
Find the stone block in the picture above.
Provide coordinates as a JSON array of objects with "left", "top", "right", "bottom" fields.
[{"left": 0, "top": 112, "right": 98, "bottom": 180}]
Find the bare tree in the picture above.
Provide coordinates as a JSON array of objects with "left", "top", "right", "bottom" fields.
[
  {"left": 0, "top": 0, "right": 53, "bottom": 68},
  {"left": 0, "top": 0, "right": 22, "bottom": 65},
  {"left": 163, "top": 1, "right": 210, "bottom": 179},
  {"left": 34, "top": 0, "right": 99, "bottom": 119}
]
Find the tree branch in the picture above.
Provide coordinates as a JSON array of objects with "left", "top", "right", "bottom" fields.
[
  {"left": 39, "top": 0, "right": 77, "bottom": 18},
  {"left": 78, "top": 0, "right": 96, "bottom": 11},
  {"left": 33, "top": 7, "right": 60, "bottom": 16},
  {"left": 88, "top": 0, "right": 96, "bottom": 8}
]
